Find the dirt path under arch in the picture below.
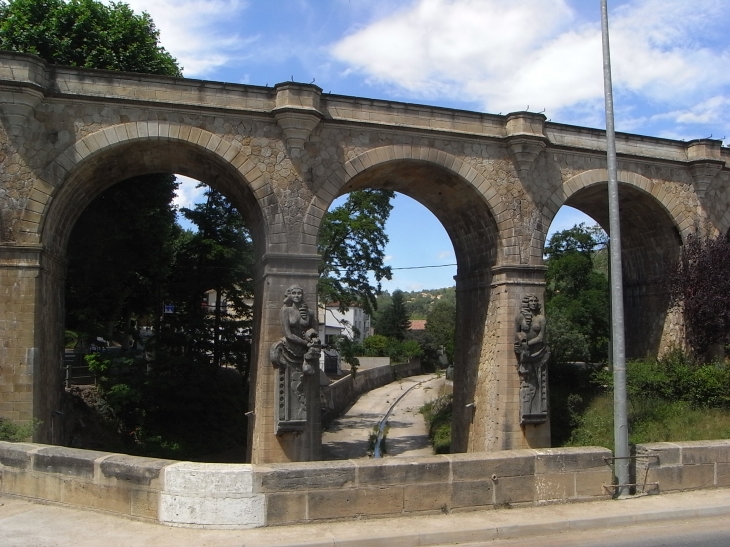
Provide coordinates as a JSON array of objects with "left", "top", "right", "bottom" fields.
[{"left": 322, "top": 373, "right": 444, "bottom": 460}]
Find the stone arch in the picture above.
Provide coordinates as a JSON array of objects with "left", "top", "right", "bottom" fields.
[
  {"left": 542, "top": 169, "right": 689, "bottom": 246},
  {"left": 15, "top": 123, "right": 276, "bottom": 447},
  {"left": 304, "top": 144, "right": 503, "bottom": 270},
  {"left": 305, "top": 144, "right": 507, "bottom": 454},
  {"left": 545, "top": 168, "right": 684, "bottom": 358},
  {"left": 18, "top": 122, "right": 273, "bottom": 254}
]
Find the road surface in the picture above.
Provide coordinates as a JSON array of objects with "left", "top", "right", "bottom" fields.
[
  {"left": 436, "top": 514, "right": 730, "bottom": 547},
  {"left": 322, "top": 372, "right": 444, "bottom": 460}
]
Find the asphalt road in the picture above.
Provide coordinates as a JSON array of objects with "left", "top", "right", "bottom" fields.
[{"left": 442, "top": 514, "right": 730, "bottom": 547}]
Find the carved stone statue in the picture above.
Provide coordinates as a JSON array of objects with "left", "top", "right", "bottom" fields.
[
  {"left": 514, "top": 293, "right": 549, "bottom": 424},
  {"left": 270, "top": 285, "right": 320, "bottom": 433}
]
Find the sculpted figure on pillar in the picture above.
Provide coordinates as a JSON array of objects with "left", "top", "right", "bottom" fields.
[
  {"left": 270, "top": 285, "right": 320, "bottom": 433},
  {"left": 514, "top": 294, "right": 550, "bottom": 424}
]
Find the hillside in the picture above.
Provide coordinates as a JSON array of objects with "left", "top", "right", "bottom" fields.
[{"left": 375, "top": 287, "right": 456, "bottom": 319}]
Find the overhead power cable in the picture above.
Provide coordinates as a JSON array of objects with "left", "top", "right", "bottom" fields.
[{"left": 391, "top": 264, "right": 457, "bottom": 271}]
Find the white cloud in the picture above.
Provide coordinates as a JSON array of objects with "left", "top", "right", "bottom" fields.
[
  {"left": 173, "top": 175, "right": 205, "bottom": 209},
  {"left": 330, "top": 0, "right": 730, "bottom": 130},
  {"left": 661, "top": 96, "right": 730, "bottom": 127},
  {"left": 332, "top": 0, "right": 577, "bottom": 108},
  {"left": 546, "top": 206, "right": 599, "bottom": 239},
  {"left": 119, "top": 0, "right": 256, "bottom": 77}
]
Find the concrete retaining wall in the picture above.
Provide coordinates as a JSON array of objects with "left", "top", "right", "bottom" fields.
[
  {"left": 355, "top": 357, "right": 391, "bottom": 368},
  {"left": 321, "top": 360, "right": 422, "bottom": 427},
  {"left": 2, "top": 440, "right": 729, "bottom": 528}
]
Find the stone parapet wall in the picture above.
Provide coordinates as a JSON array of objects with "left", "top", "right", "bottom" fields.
[
  {"left": 257, "top": 446, "right": 613, "bottom": 526},
  {"left": 0, "top": 441, "right": 614, "bottom": 529},
  {"left": 5, "top": 440, "right": 730, "bottom": 528},
  {"left": 0, "top": 443, "right": 171, "bottom": 522},
  {"left": 635, "top": 440, "right": 730, "bottom": 493}
]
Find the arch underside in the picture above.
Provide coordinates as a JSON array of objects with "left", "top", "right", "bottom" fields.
[
  {"left": 341, "top": 159, "right": 499, "bottom": 453},
  {"left": 33, "top": 138, "right": 270, "bottom": 444},
  {"left": 340, "top": 160, "right": 499, "bottom": 276},
  {"left": 43, "top": 140, "right": 267, "bottom": 257},
  {"left": 565, "top": 182, "right": 682, "bottom": 358}
]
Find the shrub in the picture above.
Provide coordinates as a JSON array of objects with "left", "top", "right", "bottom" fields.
[
  {"left": 563, "top": 348, "right": 730, "bottom": 449},
  {"left": 597, "top": 349, "right": 730, "bottom": 410},
  {"left": 420, "top": 394, "right": 452, "bottom": 454},
  {"left": 0, "top": 418, "right": 39, "bottom": 442}
]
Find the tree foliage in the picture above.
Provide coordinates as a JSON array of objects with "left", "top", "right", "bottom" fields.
[
  {"left": 359, "top": 334, "right": 422, "bottom": 364},
  {"left": 375, "top": 289, "right": 411, "bottom": 341},
  {"left": 545, "top": 223, "right": 610, "bottom": 364},
  {"left": 425, "top": 301, "right": 455, "bottom": 363},
  {"left": 65, "top": 174, "right": 179, "bottom": 342},
  {"left": 0, "top": 0, "right": 180, "bottom": 76},
  {"left": 318, "top": 189, "right": 394, "bottom": 314},
  {"left": 162, "top": 187, "right": 254, "bottom": 370},
  {"left": 665, "top": 234, "right": 730, "bottom": 358}
]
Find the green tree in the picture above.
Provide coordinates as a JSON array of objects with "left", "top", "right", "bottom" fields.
[
  {"left": 544, "top": 223, "right": 609, "bottom": 364},
  {"left": 164, "top": 186, "right": 254, "bottom": 370},
  {"left": 0, "top": 0, "right": 180, "bottom": 75},
  {"left": 65, "top": 174, "right": 179, "bottom": 345},
  {"left": 375, "top": 289, "right": 411, "bottom": 341},
  {"left": 318, "top": 189, "right": 394, "bottom": 314},
  {"left": 425, "top": 301, "right": 456, "bottom": 363}
]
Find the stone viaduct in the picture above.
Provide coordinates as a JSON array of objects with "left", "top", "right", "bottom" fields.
[{"left": 1, "top": 51, "right": 729, "bottom": 464}]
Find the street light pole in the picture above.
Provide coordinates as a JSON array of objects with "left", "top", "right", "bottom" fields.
[{"left": 600, "top": 0, "right": 630, "bottom": 497}]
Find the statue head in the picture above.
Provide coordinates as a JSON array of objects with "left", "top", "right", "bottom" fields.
[
  {"left": 521, "top": 293, "right": 541, "bottom": 313},
  {"left": 283, "top": 285, "right": 305, "bottom": 305}
]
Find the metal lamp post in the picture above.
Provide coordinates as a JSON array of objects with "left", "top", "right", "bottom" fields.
[{"left": 600, "top": 0, "right": 630, "bottom": 497}]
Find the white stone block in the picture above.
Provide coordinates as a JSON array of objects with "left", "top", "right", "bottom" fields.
[
  {"left": 159, "top": 463, "right": 265, "bottom": 528},
  {"left": 159, "top": 493, "right": 265, "bottom": 528}
]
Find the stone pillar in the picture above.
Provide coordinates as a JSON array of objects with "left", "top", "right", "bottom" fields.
[
  {"left": 0, "top": 245, "right": 65, "bottom": 443},
  {"left": 451, "top": 268, "right": 491, "bottom": 454},
  {"left": 248, "top": 252, "right": 322, "bottom": 464},
  {"left": 455, "top": 264, "right": 550, "bottom": 453}
]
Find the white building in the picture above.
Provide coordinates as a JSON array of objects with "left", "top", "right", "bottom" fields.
[
  {"left": 317, "top": 303, "right": 371, "bottom": 376},
  {"left": 319, "top": 304, "right": 370, "bottom": 345}
]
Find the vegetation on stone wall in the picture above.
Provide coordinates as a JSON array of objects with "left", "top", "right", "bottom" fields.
[
  {"left": 0, "top": 417, "right": 38, "bottom": 442},
  {"left": 419, "top": 394, "right": 452, "bottom": 454},
  {"left": 563, "top": 350, "right": 730, "bottom": 450},
  {"left": 664, "top": 234, "right": 730, "bottom": 359}
]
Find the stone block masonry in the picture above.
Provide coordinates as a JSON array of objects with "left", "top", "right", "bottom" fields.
[
  {"left": 1, "top": 50, "right": 729, "bottom": 462},
  {"left": 2, "top": 440, "right": 729, "bottom": 528},
  {"left": 635, "top": 440, "right": 730, "bottom": 493},
  {"left": 0, "top": 441, "right": 613, "bottom": 528}
]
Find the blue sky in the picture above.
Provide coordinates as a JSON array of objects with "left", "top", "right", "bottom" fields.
[{"left": 121, "top": 0, "right": 730, "bottom": 291}]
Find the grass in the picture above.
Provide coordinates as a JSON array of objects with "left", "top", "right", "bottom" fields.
[
  {"left": 566, "top": 393, "right": 730, "bottom": 450},
  {"left": 418, "top": 351, "right": 730, "bottom": 455},
  {"left": 0, "top": 418, "right": 39, "bottom": 442},
  {"left": 420, "top": 394, "right": 452, "bottom": 454}
]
